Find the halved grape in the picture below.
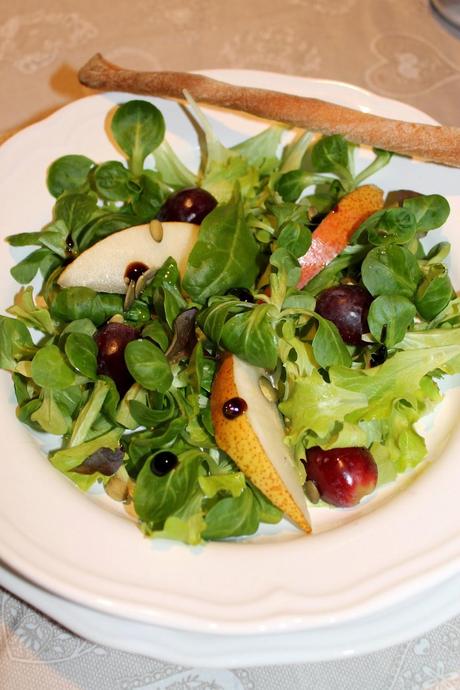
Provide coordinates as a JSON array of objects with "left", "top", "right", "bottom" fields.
[
  {"left": 95, "top": 322, "right": 139, "bottom": 396},
  {"left": 315, "top": 284, "right": 372, "bottom": 345},
  {"left": 157, "top": 187, "right": 217, "bottom": 224},
  {"left": 305, "top": 446, "right": 378, "bottom": 507}
]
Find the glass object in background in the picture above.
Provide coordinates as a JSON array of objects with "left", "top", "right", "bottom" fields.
[{"left": 431, "top": 0, "right": 460, "bottom": 29}]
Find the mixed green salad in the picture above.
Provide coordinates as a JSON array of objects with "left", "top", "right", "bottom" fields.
[{"left": 1, "top": 96, "right": 459, "bottom": 544}]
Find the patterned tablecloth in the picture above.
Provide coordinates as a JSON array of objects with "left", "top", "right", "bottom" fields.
[{"left": 1, "top": 1, "right": 460, "bottom": 688}]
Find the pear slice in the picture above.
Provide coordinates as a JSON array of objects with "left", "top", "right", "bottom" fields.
[
  {"left": 58, "top": 221, "right": 199, "bottom": 293},
  {"left": 211, "top": 354, "right": 311, "bottom": 533}
]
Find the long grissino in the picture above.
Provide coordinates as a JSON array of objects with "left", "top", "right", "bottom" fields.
[{"left": 78, "top": 53, "right": 460, "bottom": 168}]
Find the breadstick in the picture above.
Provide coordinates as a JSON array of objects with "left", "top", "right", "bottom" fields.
[{"left": 78, "top": 53, "right": 460, "bottom": 168}]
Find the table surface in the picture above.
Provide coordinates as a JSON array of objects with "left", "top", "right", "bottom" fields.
[{"left": 1, "top": 1, "right": 460, "bottom": 688}]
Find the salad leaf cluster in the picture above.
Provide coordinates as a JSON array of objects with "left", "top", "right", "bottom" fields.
[{"left": 2, "top": 95, "right": 460, "bottom": 543}]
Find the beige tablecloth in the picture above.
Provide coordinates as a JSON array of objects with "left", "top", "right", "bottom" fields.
[
  {"left": 1, "top": 0, "right": 459, "bottom": 137},
  {"left": 1, "top": 1, "right": 460, "bottom": 688}
]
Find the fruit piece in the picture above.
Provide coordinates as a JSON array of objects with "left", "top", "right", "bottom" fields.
[
  {"left": 58, "top": 221, "right": 199, "bottom": 293},
  {"left": 298, "top": 185, "right": 384, "bottom": 288},
  {"left": 315, "top": 284, "right": 373, "bottom": 345},
  {"left": 305, "top": 446, "right": 378, "bottom": 508},
  {"left": 157, "top": 187, "right": 217, "bottom": 224},
  {"left": 95, "top": 322, "right": 139, "bottom": 395},
  {"left": 211, "top": 354, "right": 311, "bottom": 533}
]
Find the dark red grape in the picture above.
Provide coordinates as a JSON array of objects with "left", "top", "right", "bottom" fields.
[
  {"left": 305, "top": 446, "right": 378, "bottom": 507},
  {"left": 95, "top": 322, "right": 139, "bottom": 396},
  {"left": 315, "top": 284, "right": 372, "bottom": 345},
  {"left": 157, "top": 187, "right": 217, "bottom": 224}
]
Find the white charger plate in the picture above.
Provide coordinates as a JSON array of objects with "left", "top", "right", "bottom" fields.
[
  {"left": 1, "top": 70, "right": 460, "bottom": 640},
  {"left": 2, "top": 559, "right": 460, "bottom": 667}
]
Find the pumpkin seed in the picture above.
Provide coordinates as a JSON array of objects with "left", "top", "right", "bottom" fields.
[
  {"left": 258, "top": 376, "right": 278, "bottom": 402},
  {"left": 123, "top": 279, "right": 136, "bottom": 310},
  {"left": 149, "top": 219, "right": 163, "bottom": 243},
  {"left": 135, "top": 266, "right": 157, "bottom": 298},
  {"left": 304, "top": 480, "right": 320, "bottom": 504},
  {"left": 105, "top": 467, "right": 129, "bottom": 502}
]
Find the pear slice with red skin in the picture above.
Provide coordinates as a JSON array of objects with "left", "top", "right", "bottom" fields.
[
  {"left": 58, "top": 221, "right": 199, "bottom": 293},
  {"left": 211, "top": 354, "right": 311, "bottom": 533}
]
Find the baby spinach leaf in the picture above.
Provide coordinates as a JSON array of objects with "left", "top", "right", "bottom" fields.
[
  {"left": 270, "top": 247, "right": 301, "bottom": 288},
  {"left": 8, "top": 287, "right": 56, "bottom": 334},
  {"left": 111, "top": 100, "right": 165, "bottom": 177},
  {"left": 60, "top": 318, "right": 97, "bottom": 338},
  {"left": 134, "top": 449, "right": 205, "bottom": 527},
  {"left": 424, "top": 241, "right": 450, "bottom": 264},
  {"left": 415, "top": 264, "right": 453, "bottom": 321},
  {"left": 78, "top": 211, "right": 140, "bottom": 252},
  {"left": 30, "top": 389, "right": 71, "bottom": 435},
  {"left": 361, "top": 245, "right": 422, "bottom": 298},
  {"left": 276, "top": 170, "right": 328, "bottom": 202},
  {"left": 12, "top": 372, "right": 34, "bottom": 406},
  {"left": 17, "top": 399, "right": 43, "bottom": 431},
  {"left": 220, "top": 305, "right": 278, "bottom": 370},
  {"left": 0, "top": 317, "right": 35, "bottom": 371},
  {"left": 54, "top": 191, "right": 98, "bottom": 241},
  {"left": 6, "top": 231, "right": 42, "bottom": 247},
  {"left": 126, "top": 418, "right": 187, "bottom": 476},
  {"left": 47, "top": 155, "right": 94, "bottom": 198},
  {"left": 69, "top": 379, "right": 111, "bottom": 447},
  {"left": 403, "top": 194, "right": 450, "bottom": 232},
  {"left": 123, "top": 299, "right": 151, "bottom": 325},
  {"left": 368, "top": 295, "right": 416, "bottom": 347},
  {"left": 277, "top": 221, "right": 311, "bottom": 258},
  {"left": 124, "top": 339, "right": 172, "bottom": 392},
  {"left": 39, "top": 219, "right": 69, "bottom": 258},
  {"left": 355, "top": 208, "right": 417, "bottom": 246},
  {"left": 130, "top": 171, "right": 166, "bottom": 221},
  {"left": 129, "top": 395, "right": 176, "bottom": 427},
  {"left": 153, "top": 139, "right": 197, "bottom": 188},
  {"left": 64, "top": 332, "right": 98, "bottom": 379},
  {"left": 51, "top": 287, "right": 124, "bottom": 325},
  {"left": 92, "top": 161, "right": 133, "bottom": 201},
  {"left": 203, "top": 487, "right": 260, "bottom": 540},
  {"left": 282, "top": 289, "right": 316, "bottom": 311},
  {"left": 198, "top": 297, "right": 246, "bottom": 345},
  {"left": 31, "top": 344, "right": 76, "bottom": 389},
  {"left": 10, "top": 248, "right": 52, "bottom": 284},
  {"left": 142, "top": 321, "right": 169, "bottom": 351},
  {"left": 312, "top": 314, "right": 352, "bottom": 367},
  {"left": 311, "top": 135, "right": 354, "bottom": 190},
  {"left": 183, "top": 193, "right": 259, "bottom": 303}
]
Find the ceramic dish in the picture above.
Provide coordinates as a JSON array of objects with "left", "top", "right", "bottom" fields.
[
  {"left": 2, "top": 560, "right": 460, "bottom": 667},
  {"left": 0, "top": 70, "right": 459, "bottom": 636}
]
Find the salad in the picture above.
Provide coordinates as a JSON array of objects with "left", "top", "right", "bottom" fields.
[{"left": 1, "top": 95, "right": 459, "bottom": 545}]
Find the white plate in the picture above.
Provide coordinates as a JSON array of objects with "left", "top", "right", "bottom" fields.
[
  {"left": 1, "top": 70, "right": 460, "bottom": 637},
  {"left": 2, "top": 559, "right": 460, "bottom": 667}
]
